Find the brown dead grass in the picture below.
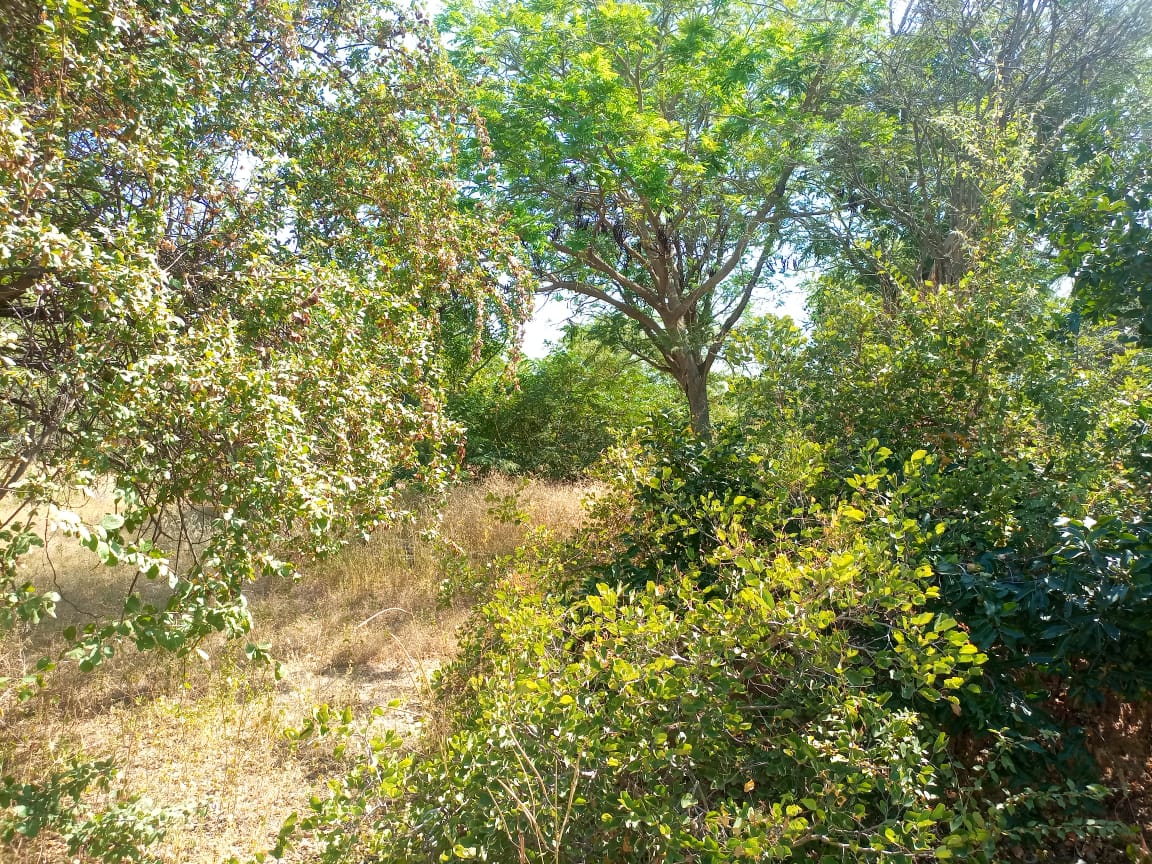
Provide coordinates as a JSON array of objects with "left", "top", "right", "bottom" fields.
[{"left": 0, "top": 476, "right": 595, "bottom": 864}]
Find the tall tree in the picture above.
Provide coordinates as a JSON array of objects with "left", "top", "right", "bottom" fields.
[
  {"left": 0, "top": 0, "right": 525, "bottom": 665},
  {"left": 445, "top": 0, "right": 878, "bottom": 436},
  {"left": 814, "top": 0, "right": 1152, "bottom": 298}
]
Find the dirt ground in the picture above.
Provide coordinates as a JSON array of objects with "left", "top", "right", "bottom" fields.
[{"left": 0, "top": 477, "right": 594, "bottom": 863}]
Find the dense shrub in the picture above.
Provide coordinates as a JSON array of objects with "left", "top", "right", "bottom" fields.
[
  {"left": 937, "top": 512, "right": 1152, "bottom": 704},
  {"left": 451, "top": 336, "right": 679, "bottom": 479},
  {"left": 268, "top": 432, "right": 1134, "bottom": 863},
  {"left": 395, "top": 575, "right": 985, "bottom": 862},
  {"left": 265, "top": 266, "right": 1149, "bottom": 864}
]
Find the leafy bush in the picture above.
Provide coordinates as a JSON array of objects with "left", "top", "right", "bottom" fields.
[
  {"left": 0, "top": 759, "right": 176, "bottom": 863},
  {"left": 451, "top": 335, "right": 679, "bottom": 479},
  {"left": 752, "top": 265, "right": 1152, "bottom": 700},
  {"left": 266, "top": 432, "right": 1135, "bottom": 862},
  {"left": 395, "top": 573, "right": 987, "bottom": 863},
  {"left": 0, "top": 0, "right": 526, "bottom": 678},
  {"left": 939, "top": 513, "right": 1152, "bottom": 702},
  {"left": 571, "top": 419, "right": 829, "bottom": 594}
]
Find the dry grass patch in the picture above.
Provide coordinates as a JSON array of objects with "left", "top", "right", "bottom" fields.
[
  {"left": 441, "top": 474, "right": 595, "bottom": 558},
  {"left": 0, "top": 476, "right": 594, "bottom": 863}
]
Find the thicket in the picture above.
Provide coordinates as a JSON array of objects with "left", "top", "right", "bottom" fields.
[
  {"left": 269, "top": 2, "right": 1152, "bottom": 853},
  {"left": 271, "top": 150, "right": 1152, "bottom": 860},
  {"left": 2, "top": 0, "right": 1151, "bottom": 859},
  {"left": 273, "top": 388, "right": 1150, "bottom": 861},
  {"left": 0, "top": 0, "right": 525, "bottom": 854},
  {"left": 450, "top": 330, "right": 680, "bottom": 478}
]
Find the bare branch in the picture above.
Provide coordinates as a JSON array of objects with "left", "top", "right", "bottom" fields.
[
  {"left": 704, "top": 243, "right": 772, "bottom": 375},
  {"left": 543, "top": 276, "right": 670, "bottom": 354},
  {"left": 677, "top": 164, "right": 795, "bottom": 315}
]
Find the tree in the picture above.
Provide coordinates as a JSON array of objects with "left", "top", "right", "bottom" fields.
[
  {"left": 0, "top": 0, "right": 524, "bottom": 671},
  {"left": 813, "top": 0, "right": 1151, "bottom": 298},
  {"left": 444, "top": 0, "right": 878, "bottom": 436}
]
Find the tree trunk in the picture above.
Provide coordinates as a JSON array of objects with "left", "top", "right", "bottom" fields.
[{"left": 672, "top": 351, "right": 711, "bottom": 439}]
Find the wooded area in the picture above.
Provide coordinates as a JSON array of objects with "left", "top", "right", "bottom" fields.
[{"left": 1, "top": 0, "right": 1151, "bottom": 860}]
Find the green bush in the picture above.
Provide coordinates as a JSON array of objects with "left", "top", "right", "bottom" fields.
[
  {"left": 714, "top": 269, "right": 1152, "bottom": 840},
  {"left": 397, "top": 573, "right": 985, "bottom": 863},
  {"left": 571, "top": 419, "right": 830, "bottom": 595},
  {"left": 0, "top": 759, "right": 176, "bottom": 864},
  {"left": 938, "top": 512, "right": 1152, "bottom": 702},
  {"left": 451, "top": 335, "right": 679, "bottom": 479},
  {"left": 267, "top": 432, "right": 1135, "bottom": 863}
]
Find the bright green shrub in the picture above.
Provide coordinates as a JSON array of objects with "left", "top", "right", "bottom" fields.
[
  {"left": 267, "top": 433, "right": 1135, "bottom": 863},
  {"left": 571, "top": 420, "right": 830, "bottom": 594},
  {"left": 391, "top": 569, "right": 986, "bottom": 863}
]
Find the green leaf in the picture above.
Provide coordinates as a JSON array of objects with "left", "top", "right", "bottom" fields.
[{"left": 841, "top": 506, "right": 867, "bottom": 522}]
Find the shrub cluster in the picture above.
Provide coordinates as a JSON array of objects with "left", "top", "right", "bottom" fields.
[{"left": 273, "top": 423, "right": 1141, "bottom": 862}]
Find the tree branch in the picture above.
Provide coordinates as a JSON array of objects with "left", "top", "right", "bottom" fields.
[
  {"left": 553, "top": 241, "right": 660, "bottom": 307},
  {"left": 543, "top": 276, "right": 669, "bottom": 352},
  {"left": 677, "top": 164, "right": 795, "bottom": 315},
  {"left": 704, "top": 242, "right": 772, "bottom": 375}
]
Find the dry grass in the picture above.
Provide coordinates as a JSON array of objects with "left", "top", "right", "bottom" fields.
[{"left": 0, "top": 476, "right": 595, "bottom": 864}]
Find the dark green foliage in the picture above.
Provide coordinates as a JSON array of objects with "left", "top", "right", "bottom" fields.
[
  {"left": 451, "top": 335, "right": 679, "bottom": 478},
  {"left": 939, "top": 515, "right": 1152, "bottom": 698}
]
